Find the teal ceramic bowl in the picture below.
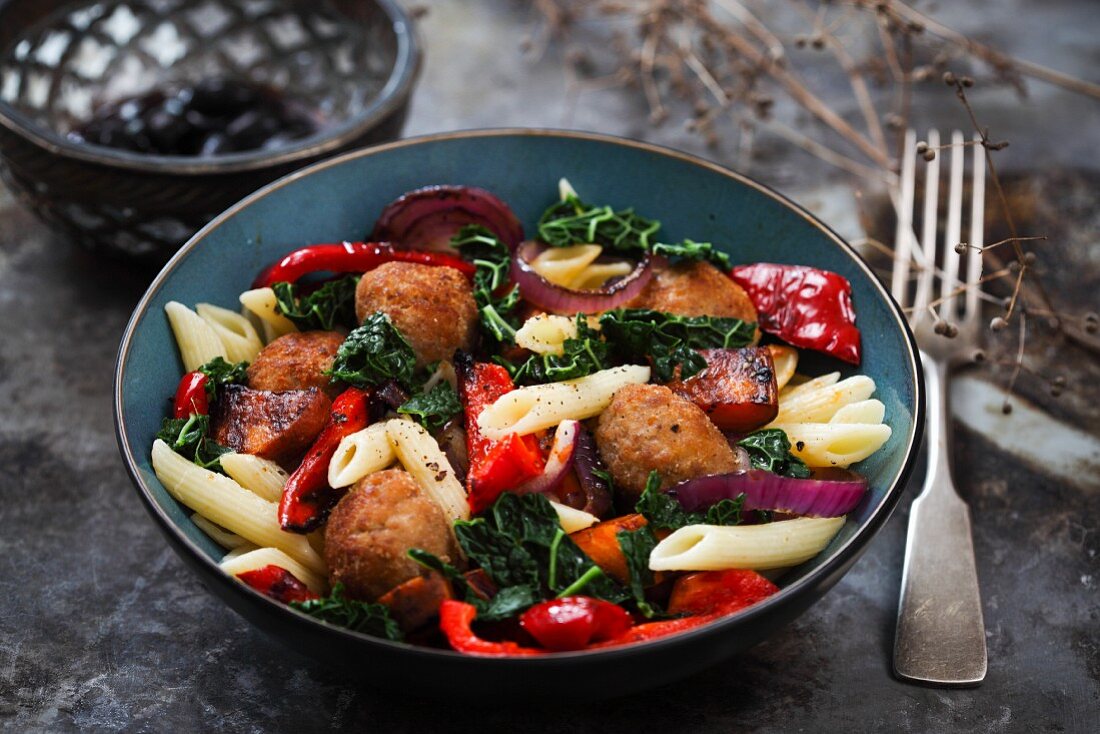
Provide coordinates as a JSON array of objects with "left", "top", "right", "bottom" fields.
[{"left": 115, "top": 129, "right": 923, "bottom": 698}]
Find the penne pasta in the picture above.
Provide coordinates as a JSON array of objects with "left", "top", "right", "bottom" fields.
[
  {"left": 386, "top": 419, "right": 470, "bottom": 522},
  {"left": 196, "top": 303, "right": 264, "bottom": 363},
  {"left": 830, "top": 399, "right": 886, "bottom": 425},
  {"left": 238, "top": 287, "right": 298, "bottom": 342},
  {"left": 328, "top": 422, "right": 396, "bottom": 488},
  {"left": 770, "top": 375, "right": 876, "bottom": 425},
  {"left": 477, "top": 364, "right": 651, "bottom": 439},
  {"left": 770, "top": 422, "right": 892, "bottom": 468},
  {"left": 515, "top": 314, "right": 579, "bottom": 355},
  {"left": 151, "top": 440, "right": 325, "bottom": 575},
  {"left": 164, "top": 301, "right": 227, "bottom": 372},
  {"left": 648, "top": 517, "right": 846, "bottom": 571},
  {"left": 567, "top": 261, "right": 634, "bottom": 290},
  {"left": 191, "top": 512, "right": 251, "bottom": 549},
  {"left": 550, "top": 501, "right": 599, "bottom": 533},
  {"left": 779, "top": 371, "right": 840, "bottom": 400},
  {"left": 530, "top": 244, "right": 603, "bottom": 286},
  {"left": 767, "top": 345, "right": 799, "bottom": 391},
  {"left": 221, "top": 543, "right": 260, "bottom": 561},
  {"left": 220, "top": 452, "right": 289, "bottom": 503},
  {"left": 219, "top": 547, "right": 326, "bottom": 594}
]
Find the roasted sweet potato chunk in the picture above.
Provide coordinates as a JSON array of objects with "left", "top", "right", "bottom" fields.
[
  {"left": 212, "top": 385, "right": 331, "bottom": 465},
  {"left": 665, "top": 347, "right": 778, "bottom": 432},
  {"left": 570, "top": 514, "right": 648, "bottom": 585},
  {"left": 378, "top": 572, "right": 455, "bottom": 632}
]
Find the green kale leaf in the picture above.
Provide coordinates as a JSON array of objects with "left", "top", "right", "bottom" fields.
[
  {"left": 272, "top": 275, "right": 360, "bottom": 332},
  {"left": 289, "top": 583, "right": 403, "bottom": 641},
  {"left": 598, "top": 308, "right": 756, "bottom": 381},
  {"left": 508, "top": 316, "right": 610, "bottom": 384},
  {"left": 537, "top": 193, "right": 661, "bottom": 255},
  {"left": 156, "top": 414, "right": 232, "bottom": 473},
  {"left": 738, "top": 428, "right": 812, "bottom": 479},
  {"left": 652, "top": 239, "right": 731, "bottom": 271},
  {"left": 397, "top": 381, "right": 462, "bottom": 432},
  {"left": 328, "top": 312, "right": 416, "bottom": 390},
  {"left": 616, "top": 526, "right": 665, "bottom": 618},
  {"left": 635, "top": 471, "right": 748, "bottom": 530},
  {"left": 453, "top": 493, "right": 629, "bottom": 616},
  {"left": 407, "top": 548, "right": 541, "bottom": 623},
  {"left": 453, "top": 225, "right": 521, "bottom": 344},
  {"left": 196, "top": 356, "right": 249, "bottom": 403}
]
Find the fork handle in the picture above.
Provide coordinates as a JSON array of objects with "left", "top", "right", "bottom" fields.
[{"left": 893, "top": 354, "right": 987, "bottom": 686}]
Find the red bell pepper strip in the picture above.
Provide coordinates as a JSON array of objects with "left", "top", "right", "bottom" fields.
[
  {"left": 252, "top": 242, "right": 476, "bottom": 288},
  {"left": 667, "top": 569, "right": 780, "bottom": 616},
  {"left": 278, "top": 387, "right": 372, "bottom": 533},
  {"left": 457, "top": 360, "right": 545, "bottom": 515},
  {"left": 172, "top": 371, "right": 209, "bottom": 418},
  {"left": 438, "top": 600, "right": 545, "bottom": 656},
  {"left": 519, "top": 596, "right": 634, "bottom": 651},
  {"left": 236, "top": 564, "right": 319, "bottom": 604},
  {"left": 730, "top": 263, "right": 862, "bottom": 365}
]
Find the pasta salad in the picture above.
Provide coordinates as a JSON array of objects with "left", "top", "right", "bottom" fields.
[{"left": 151, "top": 180, "right": 891, "bottom": 654}]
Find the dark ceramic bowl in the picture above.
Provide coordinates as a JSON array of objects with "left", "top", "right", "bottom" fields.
[
  {"left": 114, "top": 129, "right": 923, "bottom": 699},
  {"left": 0, "top": 0, "right": 419, "bottom": 261}
]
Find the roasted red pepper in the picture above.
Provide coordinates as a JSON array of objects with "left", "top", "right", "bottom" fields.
[
  {"left": 730, "top": 263, "right": 862, "bottom": 365},
  {"left": 236, "top": 564, "right": 319, "bottom": 604},
  {"left": 666, "top": 569, "right": 780, "bottom": 616},
  {"left": 252, "top": 241, "right": 476, "bottom": 288},
  {"left": 278, "top": 386, "right": 371, "bottom": 533},
  {"left": 519, "top": 596, "right": 633, "bottom": 651},
  {"left": 438, "top": 600, "right": 545, "bottom": 656},
  {"left": 172, "top": 371, "right": 209, "bottom": 418},
  {"left": 457, "top": 359, "right": 545, "bottom": 514}
]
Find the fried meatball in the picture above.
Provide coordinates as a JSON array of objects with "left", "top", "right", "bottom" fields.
[
  {"left": 324, "top": 468, "right": 460, "bottom": 601},
  {"left": 246, "top": 331, "right": 344, "bottom": 396},
  {"left": 354, "top": 262, "right": 478, "bottom": 368},
  {"left": 595, "top": 383, "right": 740, "bottom": 501},
  {"left": 630, "top": 260, "right": 758, "bottom": 322}
]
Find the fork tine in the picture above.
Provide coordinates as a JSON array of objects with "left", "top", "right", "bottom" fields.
[
  {"left": 913, "top": 129, "right": 940, "bottom": 324},
  {"left": 965, "top": 133, "right": 986, "bottom": 321},
  {"left": 891, "top": 130, "right": 917, "bottom": 307},
  {"left": 939, "top": 130, "right": 965, "bottom": 321}
]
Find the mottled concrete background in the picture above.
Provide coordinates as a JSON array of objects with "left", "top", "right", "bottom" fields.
[{"left": 1, "top": 1, "right": 1097, "bottom": 732}]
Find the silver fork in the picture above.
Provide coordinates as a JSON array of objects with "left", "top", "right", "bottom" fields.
[{"left": 890, "top": 129, "right": 987, "bottom": 686}]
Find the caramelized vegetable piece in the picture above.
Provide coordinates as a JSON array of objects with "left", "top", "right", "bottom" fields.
[
  {"left": 377, "top": 572, "right": 455, "bottom": 632},
  {"left": 519, "top": 596, "right": 633, "bottom": 651},
  {"left": 211, "top": 385, "right": 331, "bottom": 465},
  {"left": 438, "top": 600, "right": 545, "bottom": 656},
  {"left": 236, "top": 564, "right": 319, "bottom": 604},
  {"left": 665, "top": 347, "right": 778, "bottom": 432},
  {"left": 569, "top": 514, "right": 649, "bottom": 584},
  {"left": 667, "top": 569, "right": 780, "bottom": 616}
]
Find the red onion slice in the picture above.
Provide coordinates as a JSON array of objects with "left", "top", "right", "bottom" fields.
[
  {"left": 665, "top": 470, "right": 868, "bottom": 518},
  {"left": 571, "top": 423, "right": 613, "bottom": 518},
  {"left": 514, "top": 420, "right": 580, "bottom": 496},
  {"left": 511, "top": 241, "right": 653, "bottom": 314},
  {"left": 371, "top": 185, "right": 524, "bottom": 251}
]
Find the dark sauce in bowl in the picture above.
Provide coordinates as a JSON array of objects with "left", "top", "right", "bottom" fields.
[{"left": 68, "top": 78, "right": 322, "bottom": 156}]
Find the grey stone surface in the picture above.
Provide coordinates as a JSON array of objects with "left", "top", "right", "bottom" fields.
[{"left": 1, "top": 1, "right": 1098, "bottom": 731}]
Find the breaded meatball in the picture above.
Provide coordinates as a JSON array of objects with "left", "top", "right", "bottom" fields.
[
  {"left": 629, "top": 261, "right": 758, "bottom": 323},
  {"left": 595, "top": 383, "right": 740, "bottom": 501},
  {"left": 354, "top": 262, "right": 477, "bottom": 368},
  {"left": 324, "top": 468, "right": 460, "bottom": 601},
  {"left": 246, "top": 330, "right": 344, "bottom": 396}
]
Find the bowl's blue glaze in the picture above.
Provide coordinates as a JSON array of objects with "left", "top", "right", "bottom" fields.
[{"left": 115, "top": 129, "right": 922, "bottom": 697}]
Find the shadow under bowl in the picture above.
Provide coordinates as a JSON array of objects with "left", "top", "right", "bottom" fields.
[{"left": 114, "top": 129, "right": 923, "bottom": 699}]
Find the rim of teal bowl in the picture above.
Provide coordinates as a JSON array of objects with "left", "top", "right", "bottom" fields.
[
  {"left": 114, "top": 128, "right": 925, "bottom": 663},
  {"left": 0, "top": 0, "right": 420, "bottom": 175}
]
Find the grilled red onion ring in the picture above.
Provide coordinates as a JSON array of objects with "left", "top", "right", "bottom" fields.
[
  {"left": 371, "top": 185, "right": 524, "bottom": 251},
  {"left": 511, "top": 241, "right": 653, "bottom": 314}
]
